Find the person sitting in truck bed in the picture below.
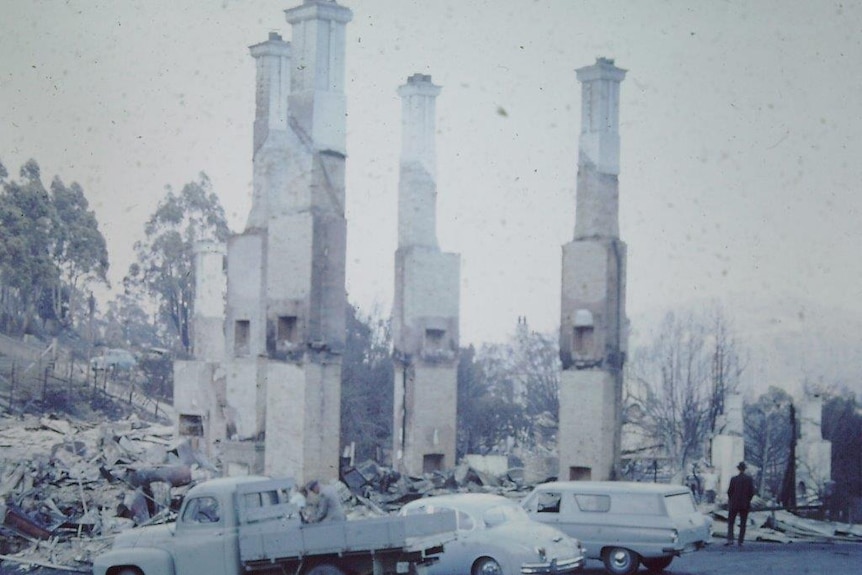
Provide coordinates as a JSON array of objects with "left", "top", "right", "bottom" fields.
[{"left": 305, "top": 480, "right": 346, "bottom": 522}]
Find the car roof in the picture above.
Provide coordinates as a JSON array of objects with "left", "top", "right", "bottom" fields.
[
  {"left": 186, "top": 475, "right": 272, "bottom": 497},
  {"left": 402, "top": 493, "right": 519, "bottom": 515},
  {"left": 532, "top": 481, "right": 691, "bottom": 496}
]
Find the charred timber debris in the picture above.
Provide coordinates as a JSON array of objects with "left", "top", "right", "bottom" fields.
[{"left": 1, "top": 413, "right": 860, "bottom": 573}]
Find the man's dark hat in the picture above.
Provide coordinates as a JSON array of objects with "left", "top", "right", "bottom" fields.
[{"left": 737, "top": 461, "right": 746, "bottom": 470}]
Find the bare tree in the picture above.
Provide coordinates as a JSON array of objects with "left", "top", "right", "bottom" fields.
[
  {"left": 626, "top": 306, "right": 744, "bottom": 478},
  {"left": 706, "top": 306, "right": 745, "bottom": 435},
  {"left": 744, "top": 386, "right": 794, "bottom": 498}
]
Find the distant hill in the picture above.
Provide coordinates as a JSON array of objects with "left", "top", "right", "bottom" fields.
[{"left": 629, "top": 293, "right": 862, "bottom": 400}]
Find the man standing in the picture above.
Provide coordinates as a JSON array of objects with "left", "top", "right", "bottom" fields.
[
  {"left": 726, "top": 461, "right": 756, "bottom": 546},
  {"left": 305, "top": 480, "right": 346, "bottom": 523}
]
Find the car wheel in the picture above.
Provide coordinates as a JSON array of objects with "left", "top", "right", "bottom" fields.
[
  {"left": 602, "top": 547, "right": 639, "bottom": 575},
  {"left": 642, "top": 556, "right": 674, "bottom": 573},
  {"left": 116, "top": 569, "right": 143, "bottom": 575},
  {"left": 472, "top": 557, "right": 503, "bottom": 575},
  {"left": 305, "top": 564, "right": 347, "bottom": 575}
]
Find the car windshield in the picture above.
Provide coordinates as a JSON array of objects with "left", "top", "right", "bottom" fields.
[{"left": 664, "top": 492, "right": 697, "bottom": 517}]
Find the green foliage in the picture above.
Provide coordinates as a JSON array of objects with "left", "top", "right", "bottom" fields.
[
  {"left": 126, "top": 173, "right": 229, "bottom": 352},
  {"left": 340, "top": 304, "right": 393, "bottom": 462},
  {"left": 822, "top": 393, "right": 862, "bottom": 505},
  {"left": 457, "top": 323, "right": 560, "bottom": 456},
  {"left": 0, "top": 159, "right": 109, "bottom": 335},
  {"left": 49, "top": 177, "right": 110, "bottom": 326}
]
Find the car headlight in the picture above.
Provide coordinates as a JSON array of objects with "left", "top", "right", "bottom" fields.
[{"left": 535, "top": 547, "right": 547, "bottom": 562}]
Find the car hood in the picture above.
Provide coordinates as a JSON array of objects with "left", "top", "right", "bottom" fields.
[
  {"left": 489, "top": 521, "right": 582, "bottom": 559},
  {"left": 113, "top": 523, "right": 175, "bottom": 549}
]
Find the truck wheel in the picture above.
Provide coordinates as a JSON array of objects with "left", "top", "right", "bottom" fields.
[
  {"left": 602, "top": 547, "right": 639, "bottom": 575},
  {"left": 642, "top": 556, "right": 673, "bottom": 573},
  {"left": 115, "top": 569, "right": 143, "bottom": 575},
  {"left": 306, "top": 564, "right": 347, "bottom": 575},
  {"left": 472, "top": 557, "right": 502, "bottom": 575}
]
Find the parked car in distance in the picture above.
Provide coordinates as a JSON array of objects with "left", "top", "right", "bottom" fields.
[
  {"left": 400, "top": 493, "right": 585, "bottom": 575},
  {"left": 90, "top": 348, "right": 137, "bottom": 370},
  {"left": 522, "top": 481, "right": 711, "bottom": 575}
]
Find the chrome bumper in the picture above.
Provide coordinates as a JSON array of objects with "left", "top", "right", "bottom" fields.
[{"left": 521, "top": 555, "right": 586, "bottom": 574}]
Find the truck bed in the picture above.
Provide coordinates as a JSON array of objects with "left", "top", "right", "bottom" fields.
[{"left": 235, "top": 479, "right": 457, "bottom": 565}]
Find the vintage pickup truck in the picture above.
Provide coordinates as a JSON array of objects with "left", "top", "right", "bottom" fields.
[{"left": 93, "top": 475, "right": 456, "bottom": 575}]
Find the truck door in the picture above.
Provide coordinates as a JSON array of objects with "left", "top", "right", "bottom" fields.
[{"left": 170, "top": 495, "right": 230, "bottom": 575}]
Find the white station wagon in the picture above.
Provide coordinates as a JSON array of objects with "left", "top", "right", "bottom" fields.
[{"left": 522, "top": 481, "right": 711, "bottom": 575}]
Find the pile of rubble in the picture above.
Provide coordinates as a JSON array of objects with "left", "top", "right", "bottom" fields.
[
  {"left": 3, "top": 412, "right": 859, "bottom": 573},
  {"left": 341, "top": 458, "right": 534, "bottom": 515},
  {"left": 0, "top": 413, "right": 216, "bottom": 572},
  {"left": 709, "top": 502, "right": 862, "bottom": 544}
]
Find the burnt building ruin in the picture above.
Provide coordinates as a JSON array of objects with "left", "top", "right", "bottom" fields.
[
  {"left": 558, "top": 58, "right": 628, "bottom": 481},
  {"left": 174, "top": 0, "right": 352, "bottom": 483},
  {"left": 391, "top": 74, "right": 461, "bottom": 476}
]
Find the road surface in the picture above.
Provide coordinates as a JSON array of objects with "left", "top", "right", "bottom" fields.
[{"left": 1, "top": 541, "right": 860, "bottom": 575}]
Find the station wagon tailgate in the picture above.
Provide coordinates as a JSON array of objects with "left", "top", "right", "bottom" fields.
[{"left": 663, "top": 492, "right": 711, "bottom": 553}]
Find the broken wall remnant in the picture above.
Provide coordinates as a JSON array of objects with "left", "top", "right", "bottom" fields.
[
  {"left": 797, "top": 394, "right": 832, "bottom": 503},
  {"left": 711, "top": 393, "right": 745, "bottom": 500},
  {"left": 558, "top": 58, "right": 628, "bottom": 482},
  {"left": 392, "top": 74, "right": 460, "bottom": 476},
  {"left": 191, "top": 240, "right": 227, "bottom": 362},
  {"left": 173, "top": 0, "right": 352, "bottom": 483}
]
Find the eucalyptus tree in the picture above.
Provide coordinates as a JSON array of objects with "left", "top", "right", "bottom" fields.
[
  {"left": 49, "top": 177, "right": 109, "bottom": 327},
  {"left": 125, "top": 173, "right": 229, "bottom": 352},
  {"left": 0, "top": 160, "right": 58, "bottom": 334}
]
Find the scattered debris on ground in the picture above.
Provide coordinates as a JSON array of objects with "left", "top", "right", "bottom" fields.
[
  {"left": 708, "top": 504, "right": 862, "bottom": 544},
  {"left": 2, "top": 413, "right": 859, "bottom": 573},
  {"left": 0, "top": 413, "right": 215, "bottom": 572}
]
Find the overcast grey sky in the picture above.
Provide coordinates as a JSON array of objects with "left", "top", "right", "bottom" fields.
[{"left": 2, "top": 0, "right": 861, "bottom": 351}]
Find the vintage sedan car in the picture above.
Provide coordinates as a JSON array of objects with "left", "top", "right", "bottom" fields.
[
  {"left": 400, "top": 493, "right": 585, "bottom": 575},
  {"left": 90, "top": 348, "right": 137, "bottom": 370},
  {"left": 522, "top": 481, "right": 711, "bottom": 575}
]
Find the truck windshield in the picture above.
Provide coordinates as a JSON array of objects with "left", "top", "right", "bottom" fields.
[
  {"left": 182, "top": 496, "right": 221, "bottom": 524},
  {"left": 663, "top": 493, "right": 696, "bottom": 517}
]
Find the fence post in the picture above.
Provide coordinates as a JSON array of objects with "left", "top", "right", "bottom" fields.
[
  {"left": 9, "top": 361, "right": 15, "bottom": 411},
  {"left": 42, "top": 365, "right": 49, "bottom": 403}
]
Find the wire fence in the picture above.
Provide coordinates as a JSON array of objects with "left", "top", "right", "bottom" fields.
[{"left": 0, "top": 352, "right": 171, "bottom": 422}]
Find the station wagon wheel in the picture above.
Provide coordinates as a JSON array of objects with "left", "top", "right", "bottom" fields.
[
  {"left": 642, "top": 556, "right": 674, "bottom": 573},
  {"left": 305, "top": 564, "right": 347, "bottom": 575},
  {"left": 602, "top": 547, "right": 639, "bottom": 575},
  {"left": 472, "top": 557, "right": 503, "bottom": 575}
]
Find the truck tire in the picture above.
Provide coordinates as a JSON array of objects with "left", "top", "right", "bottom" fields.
[
  {"left": 642, "top": 556, "right": 673, "bottom": 573},
  {"left": 472, "top": 557, "right": 503, "bottom": 575},
  {"left": 602, "top": 547, "right": 639, "bottom": 575},
  {"left": 306, "top": 564, "right": 347, "bottom": 575}
]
